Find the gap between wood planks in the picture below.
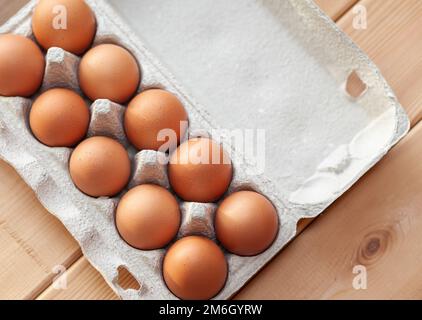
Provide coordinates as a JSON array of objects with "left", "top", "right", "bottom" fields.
[{"left": 36, "top": 0, "right": 422, "bottom": 300}]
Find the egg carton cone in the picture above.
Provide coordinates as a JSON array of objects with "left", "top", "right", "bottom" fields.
[
  {"left": 177, "top": 202, "right": 217, "bottom": 240},
  {"left": 0, "top": 0, "right": 409, "bottom": 300},
  {"left": 42, "top": 47, "right": 80, "bottom": 93},
  {"left": 129, "top": 150, "right": 169, "bottom": 189},
  {"left": 87, "top": 99, "right": 129, "bottom": 147}
]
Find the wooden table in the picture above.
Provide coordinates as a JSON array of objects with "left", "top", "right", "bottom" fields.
[{"left": 1, "top": 0, "right": 422, "bottom": 300}]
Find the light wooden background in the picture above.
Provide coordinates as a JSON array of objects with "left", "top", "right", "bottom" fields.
[{"left": 1, "top": 0, "right": 422, "bottom": 300}]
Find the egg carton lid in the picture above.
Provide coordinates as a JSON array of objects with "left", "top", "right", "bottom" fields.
[{"left": 109, "top": 0, "right": 409, "bottom": 209}]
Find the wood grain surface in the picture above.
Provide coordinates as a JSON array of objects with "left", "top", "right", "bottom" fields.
[
  {"left": 1, "top": 0, "right": 422, "bottom": 300},
  {"left": 36, "top": 258, "right": 118, "bottom": 300},
  {"left": 0, "top": 161, "right": 81, "bottom": 299}
]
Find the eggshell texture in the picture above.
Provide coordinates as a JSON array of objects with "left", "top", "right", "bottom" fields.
[
  {"left": 215, "top": 191, "right": 279, "bottom": 256},
  {"left": 32, "top": 0, "right": 96, "bottom": 55},
  {"left": 124, "top": 89, "right": 188, "bottom": 151},
  {"left": 168, "top": 138, "right": 232, "bottom": 202},
  {"left": 79, "top": 44, "right": 140, "bottom": 103},
  {"left": 29, "top": 88, "right": 90, "bottom": 147},
  {"left": 0, "top": 34, "right": 45, "bottom": 97},
  {"left": 116, "top": 184, "right": 180, "bottom": 250},
  {"left": 163, "top": 236, "right": 227, "bottom": 300},
  {"left": 69, "top": 136, "right": 131, "bottom": 197}
]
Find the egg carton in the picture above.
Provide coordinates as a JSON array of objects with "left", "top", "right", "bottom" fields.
[{"left": 0, "top": 0, "right": 409, "bottom": 300}]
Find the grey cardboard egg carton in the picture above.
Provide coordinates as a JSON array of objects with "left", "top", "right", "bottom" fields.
[{"left": 0, "top": 0, "right": 409, "bottom": 300}]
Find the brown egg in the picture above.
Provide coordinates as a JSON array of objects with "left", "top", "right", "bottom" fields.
[
  {"left": 215, "top": 191, "right": 279, "bottom": 256},
  {"left": 168, "top": 138, "right": 232, "bottom": 202},
  {"left": 29, "top": 88, "right": 89, "bottom": 147},
  {"left": 0, "top": 34, "right": 45, "bottom": 97},
  {"left": 163, "top": 236, "right": 227, "bottom": 300},
  {"left": 116, "top": 184, "right": 180, "bottom": 250},
  {"left": 69, "top": 136, "right": 131, "bottom": 197},
  {"left": 79, "top": 44, "right": 140, "bottom": 103},
  {"left": 32, "top": 0, "right": 96, "bottom": 55},
  {"left": 124, "top": 89, "right": 188, "bottom": 151}
]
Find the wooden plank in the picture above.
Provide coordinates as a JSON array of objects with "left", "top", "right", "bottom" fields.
[
  {"left": 0, "top": 161, "right": 81, "bottom": 299},
  {"left": 36, "top": 258, "right": 118, "bottom": 300},
  {"left": 37, "top": 257, "right": 144, "bottom": 300},
  {"left": 236, "top": 120, "right": 422, "bottom": 299}
]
